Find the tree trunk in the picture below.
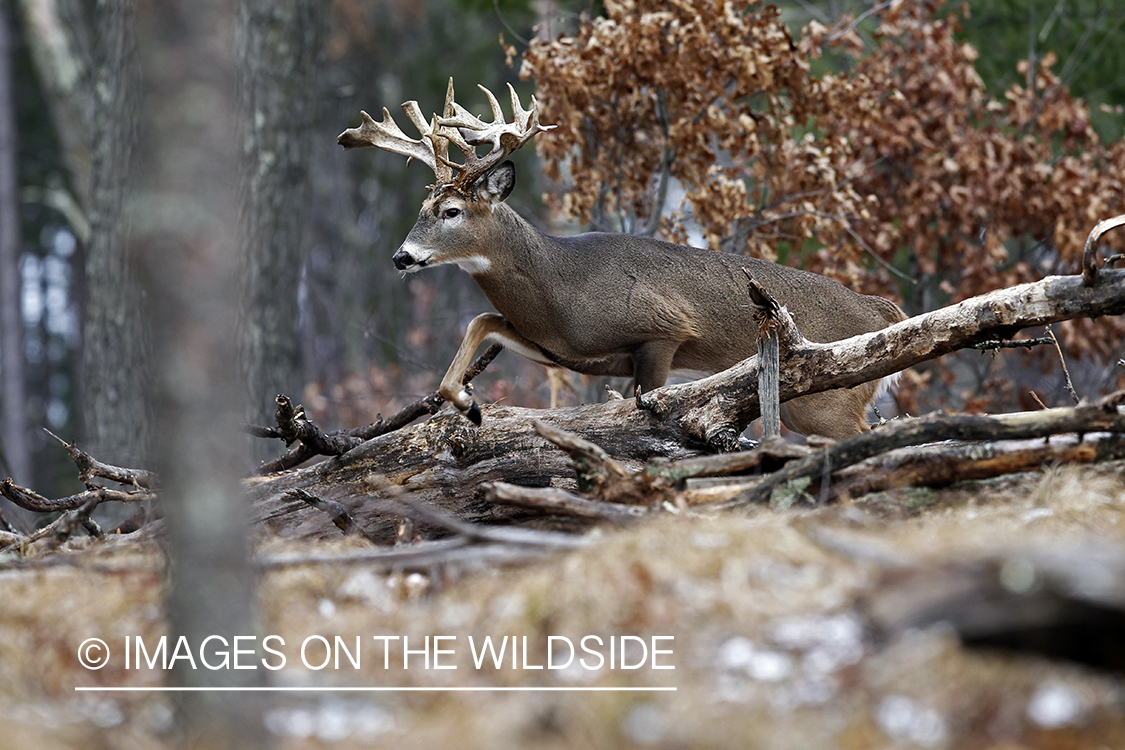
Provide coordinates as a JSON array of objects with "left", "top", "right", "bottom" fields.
[
  {"left": 133, "top": 0, "right": 263, "bottom": 744},
  {"left": 81, "top": 0, "right": 151, "bottom": 472},
  {"left": 236, "top": 0, "right": 325, "bottom": 462},
  {"left": 0, "top": 0, "right": 31, "bottom": 493},
  {"left": 13, "top": 0, "right": 91, "bottom": 201}
]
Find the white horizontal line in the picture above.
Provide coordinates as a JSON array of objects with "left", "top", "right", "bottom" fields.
[{"left": 75, "top": 686, "right": 677, "bottom": 692}]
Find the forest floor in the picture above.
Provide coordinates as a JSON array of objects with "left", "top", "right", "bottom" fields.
[{"left": 1, "top": 460, "right": 1124, "bottom": 749}]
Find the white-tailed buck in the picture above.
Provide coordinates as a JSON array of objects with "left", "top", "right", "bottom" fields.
[{"left": 339, "top": 80, "right": 906, "bottom": 438}]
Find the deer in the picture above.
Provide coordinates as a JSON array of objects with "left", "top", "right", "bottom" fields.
[{"left": 338, "top": 80, "right": 907, "bottom": 439}]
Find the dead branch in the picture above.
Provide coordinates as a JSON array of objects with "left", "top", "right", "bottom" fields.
[
  {"left": 972, "top": 336, "right": 1053, "bottom": 351},
  {"left": 46, "top": 494, "right": 103, "bottom": 549},
  {"left": 0, "top": 478, "right": 154, "bottom": 513},
  {"left": 832, "top": 435, "right": 1125, "bottom": 500},
  {"left": 247, "top": 268, "right": 1125, "bottom": 540},
  {"left": 1082, "top": 212, "right": 1125, "bottom": 286},
  {"left": 372, "top": 478, "right": 590, "bottom": 549},
  {"left": 287, "top": 488, "right": 368, "bottom": 538},
  {"left": 0, "top": 492, "right": 118, "bottom": 555},
  {"left": 532, "top": 420, "right": 674, "bottom": 505},
  {"left": 484, "top": 482, "right": 650, "bottom": 524},
  {"left": 254, "top": 343, "right": 504, "bottom": 473},
  {"left": 247, "top": 398, "right": 697, "bottom": 542},
  {"left": 647, "top": 435, "right": 810, "bottom": 485},
  {"left": 745, "top": 271, "right": 782, "bottom": 438},
  {"left": 44, "top": 429, "right": 157, "bottom": 489},
  {"left": 642, "top": 269, "right": 1125, "bottom": 449},
  {"left": 716, "top": 391, "right": 1125, "bottom": 509}
]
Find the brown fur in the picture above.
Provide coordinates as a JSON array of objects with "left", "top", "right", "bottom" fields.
[{"left": 393, "top": 164, "right": 906, "bottom": 438}]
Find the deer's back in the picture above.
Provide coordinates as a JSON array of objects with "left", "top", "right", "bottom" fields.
[{"left": 542, "top": 233, "right": 904, "bottom": 360}]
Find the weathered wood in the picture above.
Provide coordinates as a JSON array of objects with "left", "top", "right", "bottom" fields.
[
  {"left": 1082, "top": 213, "right": 1125, "bottom": 286},
  {"left": 646, "top": 436, "right": 809, "bottom": 485},
  {"left": 717, "top": 392, "right": 1125, "bottom": 509},
  {"left": 247, "top": 399, "right": 698, "bottom": 542},
  {"left": 641, "top": 269, "right": 1125, "bottom": 448},
  {"left": 834, "top": 435, "right": 1125, "bottom": 499},
  {"left": 746, "top": 273, "right": 782, "bottom": 438},
  {"left": 485, "top": 482, "right": 650, "bottom": 524}
]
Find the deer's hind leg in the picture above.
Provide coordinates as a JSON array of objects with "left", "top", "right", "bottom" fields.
[{"left": 632, "top": 339, "right": 683, "bottom": 397}]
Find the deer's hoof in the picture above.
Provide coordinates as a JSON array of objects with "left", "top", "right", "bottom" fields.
[{"left": 466, "top": 402, "right": 482, "bottom": 426}]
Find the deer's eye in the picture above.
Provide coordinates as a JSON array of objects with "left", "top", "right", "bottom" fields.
[{"left": 442, "top": 207, "right": 461, "bottom": 220}]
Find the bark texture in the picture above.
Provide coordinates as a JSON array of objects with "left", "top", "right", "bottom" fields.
[
  {"left": 237, "top": 0, "right": 325, "bottom": 457},
  {"left": 134, "top": 0, "right": 263, "bottom": 744},
  {"left": 82, "top": 0, "right": 151, "bottom": 470},
  {"left": 248, "top": 399, "right": 697, "bottom": 542},
  {"left": 0, "top": 0, "right": 30, "bottom": 487}
]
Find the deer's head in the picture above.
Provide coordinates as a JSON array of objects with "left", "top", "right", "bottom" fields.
[{"left": 338, "top": 80, "right": 553, "bottom": 275}]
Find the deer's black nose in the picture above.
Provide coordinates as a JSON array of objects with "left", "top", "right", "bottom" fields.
[{"left": 392, "top": 250, "right": 414, "bottom": 270}]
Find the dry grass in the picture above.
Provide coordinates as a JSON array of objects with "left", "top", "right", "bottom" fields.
[{"left": 1, "top": 462, "right": 1124, "bottom": 749}]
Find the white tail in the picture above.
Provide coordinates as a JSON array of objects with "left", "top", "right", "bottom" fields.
[{"left": 339, "top": 81, "right": 906, "bottom": 438}]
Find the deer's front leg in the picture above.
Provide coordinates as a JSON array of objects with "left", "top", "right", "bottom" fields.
[{"left": 440, "top": 313, "right": 551, "bottom": 425}]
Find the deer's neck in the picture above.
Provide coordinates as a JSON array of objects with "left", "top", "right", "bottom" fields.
[{"left": 469, "top": 206, "right": 561, "bottom": 309}]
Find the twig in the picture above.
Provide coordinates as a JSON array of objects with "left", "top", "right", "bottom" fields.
[
  {"left": 825, "top": 0, "right": 896, "bottom": 43},
  {"left": 287, "top": 489, "right": 370, "bottom": 539},
  {"left": 44, "top": 429, "right": 157, "bottom": 489},
  {"left": 253, "top": 344, "right": 504, "bottom": 474},
  {"left": 1044, "top": 326, "right": 1080, "bottom": 404},
  {"left": 973, "top": 336, "right": 1053, "bottom": 351}
]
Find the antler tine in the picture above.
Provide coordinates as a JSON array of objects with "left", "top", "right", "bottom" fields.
[
  {"left": 480, "top": 84, "right": 506, "bottom": 122},
  {"left": 508, "top": 83, "right": 536, "bottom": 131},
  {"left": 340, "top": 79, "right": 553, "bottom": 190},
  {"left": 437, "top": 82, "right": 556, "bottom": 188},
  {"left": 337, "top": 101, "right": 454, "bottom": 183}
]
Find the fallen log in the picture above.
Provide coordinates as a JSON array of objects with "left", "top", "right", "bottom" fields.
[{"left": 246, "top": 399, "right": 698, "bottom": 543}]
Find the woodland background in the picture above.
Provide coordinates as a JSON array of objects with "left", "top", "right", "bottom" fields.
[{"left": 1, "top": 0, "right": 1123, "bottom": 509}]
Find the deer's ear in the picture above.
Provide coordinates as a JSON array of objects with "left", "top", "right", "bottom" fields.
[{"left": 477, "top": 161, "right": 515, "bottom": 204}]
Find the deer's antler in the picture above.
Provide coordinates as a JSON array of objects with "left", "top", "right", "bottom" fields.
[
  {"left": 339, "top": 79, "right": 554, "bottom": 190},
  {"left": 439, "top": 83, "right": 555, "bottom": 187},
  {"left": 337, "top": 79, "right": 456, "bottom": 183}
]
